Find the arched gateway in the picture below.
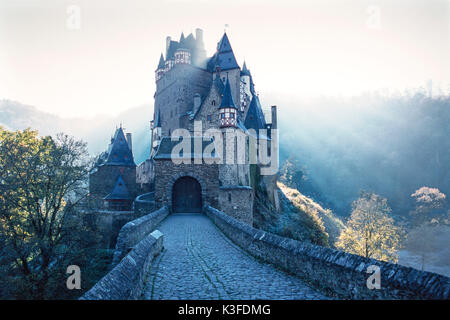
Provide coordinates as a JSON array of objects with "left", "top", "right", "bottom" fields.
[{"left": 171, "top": 176, "right": 202, "bottom": 213}]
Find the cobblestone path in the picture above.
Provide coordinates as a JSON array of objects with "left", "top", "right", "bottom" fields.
[{"left": 143, "top": 214, "right": 329, "bottom": 300}]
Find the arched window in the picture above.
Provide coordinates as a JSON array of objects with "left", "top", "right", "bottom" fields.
[{"left": 212, "top": 100, "right": 216, "bottom": 106}]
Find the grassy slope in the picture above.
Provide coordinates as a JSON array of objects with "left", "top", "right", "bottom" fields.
[{"left": 254, "top": 181, "right": 344, "bottom": 247}]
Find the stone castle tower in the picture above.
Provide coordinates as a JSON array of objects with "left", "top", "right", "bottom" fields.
[
  {"left": 143, "top": 29, "right": 278, "bottom": 225},
  {"left": 89, "top": 126, "right": 137, "bottom": 211},
  {"left": 90, "top": 29, "right": 278, "bottom": 226}
]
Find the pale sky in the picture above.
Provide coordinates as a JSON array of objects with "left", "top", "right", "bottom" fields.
[{"left": 0, "top": 0, "right": 449, "bottom": 117}]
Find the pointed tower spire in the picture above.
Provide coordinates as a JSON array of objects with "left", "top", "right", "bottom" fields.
[
  {"left": 244, "top": 95, "right": 267, "bottom": 133},
  {"left": 207, "top": 32, "right": 240, "bottom": 72},
  {"left": 179, "top": 32, "right": 185, "bottom": 44},
  {"left": 241, "top": 61, "right": 251, "bottom": 76},
  {"left": 157, "top": 53, "right": 165, "bottom": 69},
  {"left": 218, "top": 76, "right": 238, "bottom": 128},
  {"left": 105, "top": 126, "right": 135, "bottom": 166},
  {"left": 220, "top": 75, "right": 238, "bottom": 109}
]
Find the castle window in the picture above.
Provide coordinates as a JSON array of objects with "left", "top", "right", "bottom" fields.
[
  {"left": 212, "top": 100, "right": 216, "bottom": 106},
  {"left": 228, "top": 193, "right": 231, "bottom": 202},
  {"left": 175, "top": 49, "right": 191, "bottom": 64},
  {"left": 207, "top": 115, "right": 212, "bottom": 121}
]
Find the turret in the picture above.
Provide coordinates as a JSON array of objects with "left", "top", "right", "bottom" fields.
[
  {"left": 174, "top": 47, "right": 191, "bottom": 65},
  {"left": 240, "top": 61, "right": 252, "bottom": 112},
  {"left": 195, "top": 28, "right": 203, "bottom": 45},
  {"left": 219, "top": 76, "right": 238, "bottom": 128},
  {"left": 155, "top": 53, "right": 165, "bottom": 82},
  {"left": 165, "top": 36, "right": 171, "bottom": 57}
]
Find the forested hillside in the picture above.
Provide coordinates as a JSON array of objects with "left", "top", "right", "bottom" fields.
[{"left": 274, "top": 92, "right": 450, "bottom": 219}]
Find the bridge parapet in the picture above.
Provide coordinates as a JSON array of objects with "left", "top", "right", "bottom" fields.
[
  {"left": 81, "top": 229, "right": 163, "bottom": 300},
  {"left": 112, "top": 206, "right": 169, "bottom": 265},
  {"left": 205, "top": 206, "right": 450, "bottom": 299}
]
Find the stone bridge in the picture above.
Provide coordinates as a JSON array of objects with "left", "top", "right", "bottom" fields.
[{"left": 82, "top": 206, "right": 450, "bottom": 300}]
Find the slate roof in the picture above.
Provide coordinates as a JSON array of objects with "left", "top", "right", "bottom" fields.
[
  {"left": 153, "top": 137, "right": 219, "bottom": 160},
  {"left": 103, "top": 175, "right": 132, "bottom": 200},
  {"left": 241, "top": 61, "right": 251, "bottom": 76},
  {"left": 244, "top": 95, "right": 267, "bottom": 132},
  {"left": 166, "top": 40, "right": 180, "bottom": 60},
  {"left": 219, "top": 77, "right": 238, "bottom": 109},
  {"left": 104, "top": 127, "right": 136, "bottom": 167},
  {"left": 207, "top": 33, "right": 240, "bottom": 72},
  {"left": 157, "top": 53, "right": 165, "bottom": 70},
  {"left": 213, "top": 76, "right": 225, "bottom": 94}
]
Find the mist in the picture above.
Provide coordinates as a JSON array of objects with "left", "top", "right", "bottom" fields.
[{"left": 267, "top": 90, "right": 450, "bottom": 217}]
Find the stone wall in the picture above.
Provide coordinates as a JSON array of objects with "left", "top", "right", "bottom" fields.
[
  {"left": 77, "top": 210, "right": 140, "bottom": 249},
  {"left": 155, "top": 63, "right": 212, "bottom": 136},
  {"left": 154, "top": 160, "right": 219, "bottom": 210},
  {"left": 205, "top": 206, "right": 450, "bottom": 299},
  {"left": 81, "top": 230, "right": 163, "bottom": 300},
  {"left": 112, "top": 206, "right": 169, "bottom": 265},
  {"left": 135, "top": 192, "right": 156, "bottom": 215},
  {"left": 218, "top": 186, "right": 253, "bottom": 225},
  {"left": 89, "top": 165, "right": 137, "bottom": 208}
]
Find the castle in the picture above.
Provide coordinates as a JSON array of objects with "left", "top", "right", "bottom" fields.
[{"left": 89, "top": 29, "right": 278, "bottom": 226}]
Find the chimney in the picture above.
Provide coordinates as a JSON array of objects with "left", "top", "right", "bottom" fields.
[
  {"left": 271, "top": 106, "right": 277, "bottom": 129},
  {"left": 195, "top": 28, "right": 203, "bottom": 43},
  {"left": 126, "top": 133, "right": 132, "bottom": 151},
  {"left": 166, "top": 36, "right": 171, "bottom": 57}
]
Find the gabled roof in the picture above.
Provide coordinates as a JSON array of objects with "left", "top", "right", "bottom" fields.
[
  {"left": 157, "top": 53, "right": 165, "bottom": 70},
  {"left": 219, "top": 77, "right": 238, "bottom": 109},
  {"left": 244, "top": 95, "right": 267, "bottom": 132},
  {"left": 104, "top": 175, "right": 132, "bottom": 200},
  {"left": 153, "top": 137, "right": 219, "bottom": 160},
  {"left": 185, "top": 33, "right": 195, "bottom": 44},
  {"left": 104, "top": 127, "right": 136, "bottom": 167},
  {"left": 207, "top": 33, "right": 240, "bottom": 72}
]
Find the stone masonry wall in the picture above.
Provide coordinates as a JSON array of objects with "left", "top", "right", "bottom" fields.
[
  {"left": 155, "top": 64, "right": 211, "bottom": 136},
  {"left": 89, "top": 165, "right": 137, "bottom": 208},
  {"left": 154, "top": 160, "right": 219, "bottom": 210},
  {"left": 112, "top": 206, "right": 169, "bottom": 265},
  {"left": 218, "top": 186, "right": 253, "bottom": 225},
  {"left": 81, "top": 230, "right": 163, "bottom": 300},
  {"left": 77, "top": 210, "right": 140, "bottom": 249},
  {"left": 205, "top": 206, "right": 450, "bottom": 299}
]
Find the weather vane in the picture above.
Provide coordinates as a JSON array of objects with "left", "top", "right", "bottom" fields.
[{"left": 224, "top": 24, "right": 229, "bottom": 33}]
